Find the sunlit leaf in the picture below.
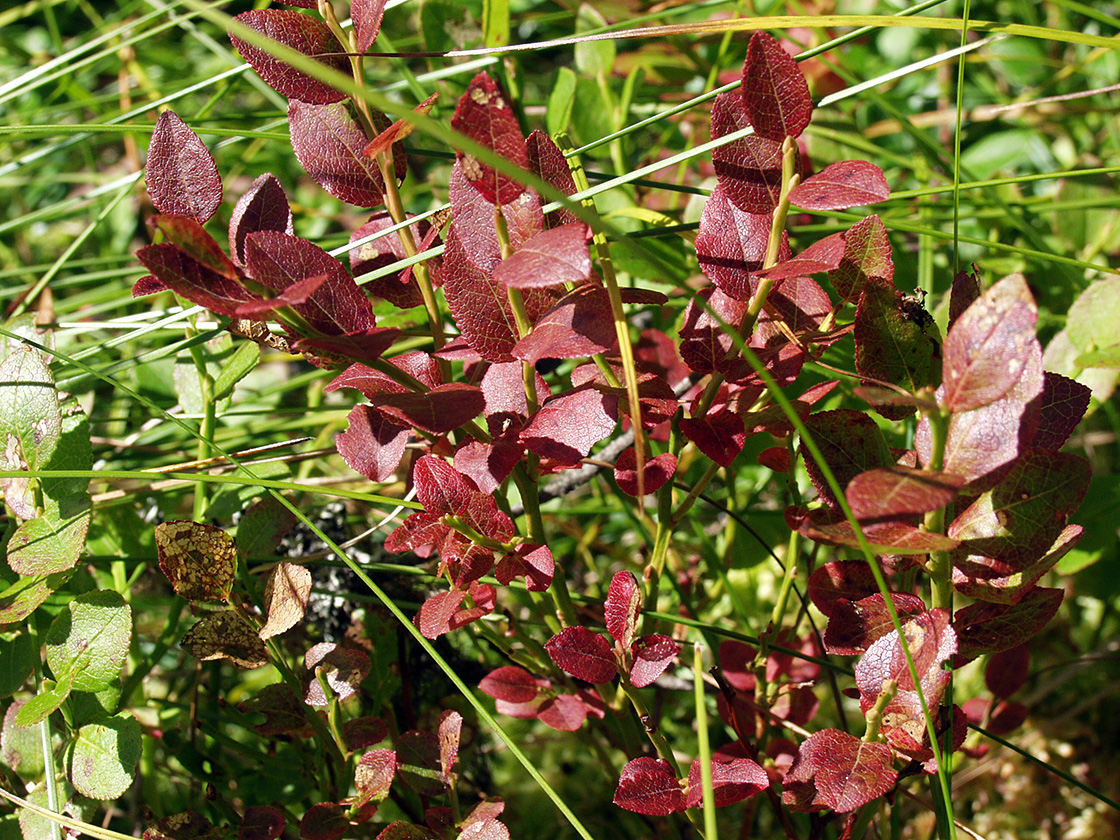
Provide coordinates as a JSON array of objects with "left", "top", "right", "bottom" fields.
[
  {"left": 230, "top": 10, "right": 347, "bottom": 104},
  {"left": 146, "top": 111, "right": 222, "bottom": 223},
  {"left": 741, "top": 31, "right": 812, "bottom": 141},
  {"left": 155, "top": 521, "right": 237, "bottom": 603}
]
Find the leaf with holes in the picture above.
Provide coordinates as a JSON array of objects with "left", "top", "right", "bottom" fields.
[
  {"left": 146, "top": 111, "right": 222, "bottom": 223},
  {"left": 782, "top": 729, "right": 895, "bottom": 813},
  {"left": 451, "top": 73, "right": 529, "bottom": 205},
  {"left": 546, "top": 626, "right": 616, "bottom": 684},
  {"left": 685, "top": 758, "right": 768, "bottom": 808},
  {"left": 741, "top": 31, "right": 812, "bottom": 141},
  {"left": 613, "top": 757, "right": 686, "bottom": 815},
  {"left": 790, "top": 161, "right": 889, "bottom": 211},
  {"left": 259, "top": 562, "right": 312, "bottom": 639},
  {"left": 230, "top": 10, "right": 348, "bottom": 104},
  {"left": 180, "top": 611, "right": 269, "bottom": 669},
  {"left": 155, "top": 521, "right": 236, "bottom": 603},
  {"left": 229, "top": 174, "right": 293, "bottom": 267}
]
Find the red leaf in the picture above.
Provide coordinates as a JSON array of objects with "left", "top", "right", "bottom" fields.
[
  {"left": 759, "top": 275, "right": 832, "bottom": 344},
  {"left": 985, "top": 645, "right": 1030, "bottom": 698},
  {"left": 229, "top": 173, "right": 293, "bottom": 267},
  {"left": 695, "top": 183, "right": 782, "bottom": 300},
  {"left": 146, "top": 111, "right": 222, "bottom": 223},
  {"left": 351, "top": 0, "right": 387, "bottom": 53},
  {"left": 802, "top": 410, "right": 894, "bottom": 509},
  {"left": 299, "top": 803, "right": 348, "bottom": 840},
  {"left": 232, "top": 272, "right": 330, "bottom": 318},
  {"left": 415, "top": 590, "right": 468, "bottom": 639},
  {"left": 604, "top": 571, "right": 642, "bottom": 648},
  {"left": 685, "top": 758, "right": 768, "bottom": 808},
  {"left": 526, "top": 130, "right": 580, "bottom": 228},
  {"left": 354, "top": 749, "right": 396, "bottom": 806},
  {"left": 949, "top": 264, "right": 983, "bottom": 329},
  {"left": 454, "top": 438, "right": 522, "bottom": 495},
  {"left": 370, "top": 383, "right": 485, "bottom": 435},
  {"left": 384, "top": 511, "right": 447, "bottom": 555},
  {"left": 828, "top": 214, "right": 894, "bottom": 302},
  {"left": 495, "top": 222, "right": 591, "bottom": 288},
  {"left": 520, "top": 386, "right": 618, "bottom": 466},
  {"left": 741, "top": 31, "right": 812, "bottom": 141},
  {"left": 845, "top": 467, "right": 963, "bottom": 521},
  {"left": 448, "top": 161, "right": 544, "bottom": 272},
  {"left": 545, "top": 626, "right": 617, "bottom": 684},
  {"left": 942, "top": 274, "right": 1041, "bottom": 412},
  {"left": 413, "top": 455, "right": 473, "bottom": 515},
  {"left": 291, "top": 329, "right": 400, "bottom": 367},
  {"left": 230, "top": 10, "right": 347, "bottom": 104},
  {"left": 348, "top": 213, "right": 427, "bottom": 309},
  {"left": 987, "top": 700, "right": 1029, "bottom": 735},
  {"left": 711, "top": 91, "right": 786, "bottom": 214},
  {"left": 629, "top": 634, "right": 680, "bottom": 688},
  {"left": 782, "top": 729, "right": 895, "bottom": 813},
  {"left": 615, "top": 449, "right": 676, "bottom": 497},
  {"left": 1029, "top": 372, "right": 1091, "bottom": 451},
  {"left": 790, "top": 161, "right": 889, "bottom": 211},
  {"left": 753, "top": 231, "right": 846, "bottom": 282},
  {"left": 512, "top": 283, "right": 617, "bottom": 365},
  {"left": 823, "top": 593, "right": 928, "bottom": 655},
  {"left": 678, "top": 286, "right": 748, "bottom": 375},
  {"left": 336, "top": 404, "right": 410, "bottom": 482},
  {"left": 494, "top": 543, "right": 554, "bottom": 592},
  {"left": 536, "top": 693, "right": 592, "bottom": 732},
  {"left": 451, "top": 72, "right": 529, "bottom": 206},
  {"left": 613, "top": 757, "right": 686, "bottom": 815},
  {"left": 148, "top": 215, "right": 237, "bottom": 278},
  {"left": 136, "top": 244, "right": 256, "bottom": 318},
  {"left": 679, "top": 409, "right": 746, "bottom": 468},
  {"left": 363, "top": 93, "right": 439, "bottom": 160},
  {"left": 479, "top": 666, "right": 542, "bottom": 703},
  {"left": 953, "top": 587, "right": 1063, "bottom": 662},
  {"left": 288, "top": 100, "right": 388, "bottom": 208},
  {"left": 239, "top": 807, "right": 286, "bottom": 840}
]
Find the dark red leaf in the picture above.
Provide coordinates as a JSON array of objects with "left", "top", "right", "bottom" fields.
[
  {"left": 239, "top": 807, "right": 286, "bottom": 840},
  {"left": 495, "top": 222, "right": 590, "bottom": 289},
  {"left": 520, "top": 385, "right": 618, "bottom": 466},
  {"left": 136, "top": 244, "right": 256, "bottom": 318},
  {"left": 680, "top": 409, "right": 746, "bottom": 468},
  {"left": 348, "top": 213, "right": 427, "bottom": 309},
  {"left": 1029, "top": 372, "right": 1091, "bottom": 451},
  {"left": 291, "top": 329, "right": 400, "bottom": 367},
  {"left": 132, "top": 275, "right": 167, "bottom": 297},
  {"left": 231, "top": 10, "right": 348, "bottom": 104},
  {"left": 237, "top": 684, "right": 307, "bottom": 735},
  {"left": 828, "top": 214, "right": 894, "bottom": 302},
  {"left": 987, "top": 700, "right": 1029, "bottom": 735},
  {"left": 148, "top": 215, "right": 237, "bottom": 277},
  {"left": 354, "top": 749, "right": 396, "bottom": 806},
  {"left": 948, "top": 264, "right": 983, "bottom": 330},
  {"left": 604, "top": 570, "right": 642, "bottom": 649},
  {"left": 479, "top": 666, "right": 543, "bottom": 703},
  {"left": 351, "top": 0, "right": 387, "bottom": 53},
  {"left": 711, "top": 91, "right": 785, "bottom": 214},
  {"left": 985, "top": 645, "right": 1030, "bottom": 698},
  {"left": 629, "top": 634, "right": 680, "bottom": 688},
  {"left": 782, "top": 729, "right": 895, "bottom": 813},
  {"left": 451, "top": 72, "right": 529, "bottom": 206},
  {"left": 845, "top": 467, "right": 963, "bottom": 521},
  {"left": 535, "top": 693, "right": 591, "bottom": 732},
  {"left": 447, "top": 161, "right": 544, "bottom": 272},
  {"left": 613, "top": 757, "right": 686, "bottom": 816},
  {"left": 343, "top": 717, "right": 388, "bottom": 751},
  {"left": 798, "top": 510, "right": 959, "bottom": 555},
  {"left": 299, "top": 804, "right": 347, "bottom": 840},
  {"left": 526, "top": 130, "right": 579, "bottom": 228},
  {"left": 288, "top": 100, "right": 388, "bottom": 208},
  {"left": 336, "top": 404, "right": 410, "bottom": 482},
  {"left": 759, "top": 276, "right": 832, "bottom": 344},
  {"left": 369, "top": 383, "right": 485, "bottom": 435},
  {"left": 823, "top": 593, "right": 928, "bottom": 655},
  {"left": 384, "top": 511, "right": 446, "bottom": 555},
  {"left": 146, "top": 111, "right": 222, "bottom": 223},
  {"left": 493, "top": 543, "right": 554, "bottom": 592},
  {"left": 454, "top": 438, "right": 522, "bottom": 495},
  {"left": 679, "top": 286, "right": 748, "bottom": 375},
  {"left": 545, "top": 626, "right": 616, "bottom": 684},
  {"left": 942, "top": 274, "right": 1040, "bottom": 412},
  {"left": 717, "top": 640, "right": 757, "bottom": 692},
  {"left": 696, "top": 184, "right": 781, "bottom": 300},
  {"left": 413, "top": 455, "right": 471, "bottom": 515},
  {"left": 685, "top": 758, "right": 768, "bottom": 808},
  {"left": 854, "top": 284, "right": 939, "bottom": 420},
  {"left": 229, "top": 173, "right": 293, "bottom": 267},
  {"left": 741, "top": 31, "right": 812, "bottom": 141},
  {"left": 396, "top": 730, "right": 443, "bottom": 796},
  {"left": 753, "top": 231, "right": 846, "bottom": 282},
  {"left": 953, "top": 587, "right": 1063, "bottom": 662},
  {"left": 789, "top": 161, "right": 889, "bottom": 211},
  {"left": 232, "top": 272, "right": 329, "bottom": 317},
  {"left": 802, "top": 409, "right": 894, "bottom": 509},
  {"left": 614, "top": 449, "right": 676, "bottom": 497},
  {"left": 512, "top": 283, "right": 617, "bottom": 365},
  {"left": 375, "top": 822, "right": 433, "bottom": 840}
]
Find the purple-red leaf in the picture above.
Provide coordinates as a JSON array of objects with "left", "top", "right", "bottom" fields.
[
  {"left": 685, "top": 758, "right": 768, "bottom": 809},
  {"left": 396, "top": 730, "right": 443, "bottom": 796},
  {"left": 604, "top": 571, "right": 642, "bottom": 649},
  {"left": 953, "top": 523, "right": 1082, "bottom": 606},
  {"left": 136, "top": 244, "right": 256, "bottom": 318},
  {"left": 823, "top": 593, "right": 928, "bottom": 655},
  {"left": 614, "top": 449, "right": 676, "bottom": 497},
  {"left": 679, "top": 286, "right": 748, "bottom": 375},
  {"left": 520, "top": 386, "right": 617, "bottom": 466},
  {"left": 526, "top": 130, "right": 580, "bottom": 228},
  {"left": 629, "top": 634, "right": 680, "bottom": 688},
  {"left": 495, "top": 222, "right": 591, "bottom": 289},
  {"left": 229, "top": 173, "right": 293, "bottom": 267},
  {"left": 789, "top": 161, "right": 889, "bottom": 211},
  {"left": 493, "top": 543, "right": 554, "bottom": 592},
  {"left": 613, "top": 757, "right": 686, "bottom": 816},
  {"left": 454, "top": 438, "right": 522, "bottom": 495},
  {"left": 336, "top": 404, "right": 410, "bottom": 482},
  {"left": 679, "top": 409, "right": 746, "bottom": 468},
  {"left": 753, "top": 231, "right": 846, "bottom": 282},
  {"left": 349, "top": 213, "right": 427, "bottom": 309},
  {"left": 807, "top": 561, "right": 884, "bottom": 617},
  {"left": 369, "top": 383, "right": 485, "bottom": 435},
  {"left": 479, "top": 666, "right": 542, "bottom": 703},
  {"left": 949, "top": 264, "right": 983, "bottom": 330},
  {"left": 782, "top": 729, "right": 895, "bottom": 813},
  {"left": 299, "top": 803, "right": 348, "bottom": 840},
  {"left": 741, "top": 31, "right": 813, "bottom": 141},
  {"left": 942, "top": 274, "right": 1040, "bottom": 412},
  {"left": 845, "top": 467, "right": 963, "bottom": 521},
  {"left": 512, "top": 283, "right": 616, "bottom": 365},
  {"left": 545, "top": 626, "right": 617, "bottom": 684},
  {"left": 1029, "top": 372, "right": 1091, "bottom": 451},
  {"left": 289, "top": 100, "right": 388, "bottom": 208},
  {"left": 985, "top": 645, "right": 1030, "bottom": 698},
  {"left": 451, "top": 73, "right": 529, "bottom": 206},
  {"left": 954, "top": 588, "right": 1063, "bottom": 662},
  {"left": 711, "top": 91, "right": 786, "bottom": 214},
  {"left": 828, "top": 214, "right": 894, "bottom": 302},
  {"left": 304, "top": 643, "right": 370, "bottom": 705},
  {"left": 239, "top": 807, "right": 286, "bottom": 840},
  {"left": 797, "top": 510, "right": 959, "bottom": 555},
  {"left": 351, "top": 0, "right": 387, "bottom": 53},
  {"left": 695, "top": 184, "right": 782, "bottom": 300},
  {"left": 231, "top": 10, "right": 348, "bottom": 104},
  {"left": 146, "top": 111, "right": 222, "bottom": 223}
]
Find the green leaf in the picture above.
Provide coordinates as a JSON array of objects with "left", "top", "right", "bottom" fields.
[
  {"left": 0, "top": 570, "right": 74, "bottom": 629},
  {"left": 0, "top": 344, "right": 60, "bottom": 475},
  {"left": 575, "top": 4, "right": 614, "bottom": 78},
  {"left": 7, "top": 495, "right": 91, "bottom": 576},
  {"left": 547, "top": 68, "right": 577, "bottom": 137},
  {"left": 482, "top": 0, "right": 508, "bottom": 48},
  {"left": 0, "top": 629, "right": 35, "bottom": 697},
  {"left": 2, "top": 699, "right": 46, "bottom": 778},
  {"left": 1067, "top": 277, "right": 1120, "bottom": 354},
  {"left": 46, "top": 590, "right": 132, "bottom": 693},
  {"left": 15, "top": 673, "right": 74, "bottom": 727},
  {"left": 211, "top": 339, "right": 260, "bottom": 401},
  {"left": 66, "top": 712, "right": 142, "bottom": 800}
]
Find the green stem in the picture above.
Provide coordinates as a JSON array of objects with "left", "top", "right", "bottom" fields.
[{"left": 693, "top": 644, "right": 717, "bottom": 840}]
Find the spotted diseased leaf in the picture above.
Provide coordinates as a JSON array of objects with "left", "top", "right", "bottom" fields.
[
  {"left": 451, "top": 73, "right": 529, "bottom": 205},
  {"left": 230, "top": 10, "right": 348, "bottom": 104},
  {"left": 605, "top": 571, "right": 642, "bottom": 649},
  {"left": 790, "top": 161, "right": 889, "bottom": 211},
  {"left": 711, "top": 91, "right": 786, "bottom": 214},
  {"left": 942, "top": 274, "right": 1040, "bottom": 412},
  {"left": 181, "top": 610, "right": 269, "bottom": 669},
  {"left": 337, "top": 405, "right": 410, "bottom": 482},
  {"left": 494, "top": 543, "right": 554, "bottom": 592},
  {"left": 229, "top": 174, "right": 293, "bottom": 267},
  {"left": 304, "top": 643, "right": 371, "bottom": 705},
  {"left": 954, "top": 586, "right": 1064, "bottom": 664},
  {"left": 823, "top": 593, "right": 928, "bottom": 655},
  {"left": 546, "top": 626, "right": 617, "bottom": 684},
  {"left": 802, "top": 410, "right": 894, "bottom": 509},
  {"left": 613, "top": 757, "right": 686, "bottom": 816},
  {"left": 854, "top": 284, "right": 939, "bottom": 420},
  {"left": 438, "top": 709, "right": 462, "bottom": 784},
  {"left": 146, "top": 111, "right": 222, "bottom": 223},
  {"left": 845, "top": 467, "right": 963, "bottom": 521},
  {"left": 237, "top": 683, "right": 308, "bottom": 735},
  {"left": 1029, "top": 372, "right": 1090, "bottom": 451},
  {"left": 155, "top": 521, "right": 237, "bottom": 603},
  {"left": 828, "top": 214, "right": 894, "bottom": 302},
  {"left": 142, "top": 811, "right": 218, "bottom": 840},
  {"left": 239, "top": 807, "right": 286, "bottom": 840},
  {"left": 288, "top": 100, "right": 390, "bottom": 208},
  {"left": 513, "top": 283, "right": 617, "bottom": 365},
  {"left": 375, "top": 823, "right": 434, "bottom": 840},
  {"left": 355, "top": 749, "right": 396, "bottom": 806},
  {"left": 520, "top": 385, "right": 618, "bottom": 466},
  {"left": 495, "top": 223, "right": 591, "bottom": 289},
  {"left": 351, "top": 0, "right": 387, "bottom": 52},
  {"left": 526, "top": 130, "right": 579, "bottom": 228},
  {"left": 685, "top": 758, "right": 768, "bottom": 809},
  {"left": 614, "top": 449, "right": 676, "bottom": 497},
  {"left": 396, "top": 729, "right": 443, "bottom": 795},
  {"left": 696, "top": 183, "right": 783, "bottom": 300},
  {"left": 782, "top": 729, "right": 895, "bottom": 813},
  {"left": 259, "top": 562, "right": 312, "bottom": 639},
  {"left": 629, "top": 634, "right": 680, "bottom": 688},
  {"left": 135, "top": 244, "right": 256, "bottom": 318},
  {"left": 741, "top": 31, "right": 812, "bottom": 141},
  {"left": 299, "top": 803, "right": 348, "bottom": 840}
]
